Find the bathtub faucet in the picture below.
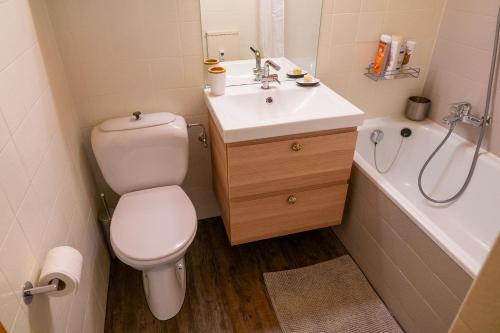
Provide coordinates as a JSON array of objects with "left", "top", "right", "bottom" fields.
[{"left": 442, "top": 102, "right": 486, "bottom": 127}]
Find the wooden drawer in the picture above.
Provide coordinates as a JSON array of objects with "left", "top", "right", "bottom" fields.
[
  {"left": 227, "top": 130, "right": 357, "bottom": 199},
  {"left": 229, "top": 184, "right": 348, "bottom": 245}
]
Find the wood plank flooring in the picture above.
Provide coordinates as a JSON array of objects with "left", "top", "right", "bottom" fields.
[{"left": 104, "top": 217, "right": 348, "bottom": 333}]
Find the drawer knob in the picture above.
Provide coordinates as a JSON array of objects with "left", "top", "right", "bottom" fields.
[
  {"left": 287, "top": 195, "right": 297, "bottom": 205},
  {"left": 291, "top": 142, "right": 302, "bottom": 152}
]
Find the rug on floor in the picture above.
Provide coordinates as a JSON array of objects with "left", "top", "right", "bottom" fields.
[{"left": 263, "top": 255, "right": 403, "bottom": 333}]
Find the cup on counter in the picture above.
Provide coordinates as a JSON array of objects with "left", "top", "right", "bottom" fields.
[
  {"left": 203, "top": 58, "right": 219, "bottom": 87},
  {"left": 208, "top": 66, "right": 226, "bottom": 96}
]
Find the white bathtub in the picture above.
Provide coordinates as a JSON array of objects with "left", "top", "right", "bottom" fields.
[{"left": 354, "top": 116, "right": 500, "bottom": 277}]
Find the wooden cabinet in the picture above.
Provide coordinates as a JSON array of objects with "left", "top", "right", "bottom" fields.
[{"left": 209, "top": 114, "right": 357, "bottom": 245}]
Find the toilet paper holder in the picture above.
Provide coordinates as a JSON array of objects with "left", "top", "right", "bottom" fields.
[{"left": 22, "top": 278, "right": 63, "bottom": 304}]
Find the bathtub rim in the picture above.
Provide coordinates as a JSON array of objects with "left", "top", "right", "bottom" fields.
[{"left": 353, "top": 116, "right": 500, "bottom": 278}]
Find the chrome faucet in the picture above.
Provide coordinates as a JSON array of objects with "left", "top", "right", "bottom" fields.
[
  {"left": 443, "top": 102, "right": 487, "bottom": 127},
  {"left": 261, "top": 59, "right": 281, "bottom": 89},
  {"left": 250, "top": 46, "right": 263, "bottom": 81}
]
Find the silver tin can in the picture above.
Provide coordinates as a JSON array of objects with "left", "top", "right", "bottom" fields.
[{"left": 405, "top": 96, "right": 431, "bottom": 121}]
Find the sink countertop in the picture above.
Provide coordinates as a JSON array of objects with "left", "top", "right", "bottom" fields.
[{"left": 205, "top": 67, "right": 365, "bottom": 143}]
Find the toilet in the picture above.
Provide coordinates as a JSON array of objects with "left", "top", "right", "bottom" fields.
[{"left": 91, "top": 111, "right": 197, "bottom": 320}]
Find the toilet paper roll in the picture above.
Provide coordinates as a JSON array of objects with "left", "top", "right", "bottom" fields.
[{"left": 39, "top": 246, "right": 83, "bottom": 297}]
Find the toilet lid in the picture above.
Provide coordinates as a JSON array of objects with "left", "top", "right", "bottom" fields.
[{"left": 110, "top": 186, "right": 197, "bottom": 262}]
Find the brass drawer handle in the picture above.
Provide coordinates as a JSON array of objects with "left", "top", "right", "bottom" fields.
[
  {"left": 287, "top": 195, "right": 297, "bottom": 205},
  {"left": 291, "top": 142, "right": 302, "bottom": 152}
]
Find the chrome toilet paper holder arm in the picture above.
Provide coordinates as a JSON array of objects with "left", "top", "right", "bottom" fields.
[{"left": 23, "top": 278, "right": 62, "bottom": 304}]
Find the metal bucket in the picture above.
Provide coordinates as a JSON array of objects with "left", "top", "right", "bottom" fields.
[{"left": 405, "top": 96, "right": 431, "bottom": 121}]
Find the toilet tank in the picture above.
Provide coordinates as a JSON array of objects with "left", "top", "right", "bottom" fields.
[{"left": 91, "top": 112, "right": 188, "bottom": 195}]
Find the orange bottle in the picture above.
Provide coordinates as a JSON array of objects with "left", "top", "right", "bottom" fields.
[{"left": 373, "top": 34, "right": 392, "bottom": 75}]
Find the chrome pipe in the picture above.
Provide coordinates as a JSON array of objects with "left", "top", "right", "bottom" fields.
[{"left": 23, "top": 279, "right": 61, "bottom": 304}]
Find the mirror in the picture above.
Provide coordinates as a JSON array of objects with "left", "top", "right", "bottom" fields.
[{"left": 200, "top": 0, "right": 323, "bottom": 86}]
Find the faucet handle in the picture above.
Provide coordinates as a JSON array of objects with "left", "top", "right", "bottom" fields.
[
  {"left": 265, "top": 59, "right": 281, "bottom": 71},
  {"left": 449, "top": 102, "right": 471, "bottom": 115},
  {"left": 250, "top": 46, "right": 260, "bottom": 56}
]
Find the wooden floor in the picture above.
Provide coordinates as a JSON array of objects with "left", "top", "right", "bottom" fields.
[{"left": 104, "top": 217, "right": 348, "bottom": 333}]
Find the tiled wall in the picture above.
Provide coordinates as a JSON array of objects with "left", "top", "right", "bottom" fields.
[
  {"left": 423, "top": 0, "right": 500, "bottom": 157},
  {"left": 44, "top": 0, "right": 219, "bottom": 218},
  {"left": 0, "top": 0, "right": 109, "bottom": 332},
  {"left": 336, "top": 167, "right": 473, "bottom": 333},
  {"left": 317, "top": 0, "right": 446, "bottom": 118}
]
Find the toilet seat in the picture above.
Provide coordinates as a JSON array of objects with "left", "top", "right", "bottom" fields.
[{"left": 110, "top": 186, "right": 197, "bottom": 269}]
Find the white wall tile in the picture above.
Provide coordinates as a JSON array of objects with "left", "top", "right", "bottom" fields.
[
  {"left": 12, "top": 97, "right": 53, "bottom": 178},
  {"left": 317, "top": 0, "right": 445, "bottom": 118},
  {"left": 150, "top": 58, "right": 186, "bottom": 91},
  {"left": 333, "top": 0, "right": 361, "bottom": 13},
  {"left": 0, "top": 1, "right": 108, "bottom": 332},
  {"left": 0, "top": 113, "right": 8, "bottom": 152},
  {"left": 331, "top": 14, "right": 359, "bottom": 45},
  {"left": 361, "top": 0, "right": 388, "bottom": 12},
  {"left": 10, "top": 308, "right": 29, "bottom": 333},
  {"left": 7, "top": 45, "right": 48, "bottom": 112},
  {"left": 0, "top": 140, "right": 30, "bottom": 212},
  {"left": 181, "top": 21, "right": 204, "bottom": 56},
  {"left": 0, "top": 69, "right": 29, "bottom": 133},
  {"left": 44, "top": 0, "right": 218, "bottom": 219},
  {"left": 0, "top": 222, "right": 36, "bottom": 304},
  {"left": 424, "top": 0, "right": 500, "bottom": 157},
  {"left": 356, "top": 12, "right": 385, "bottom": 42},
  {"left": 0, "top": 269, "right": 19, "bottom": 330},
  {"left": 178, "top": 0, "right": 201, "bottom": 21},
  {"left": 16, "top": 184, "right": 50, "bottom": 256},
  {"left": 0, "top": 0, "right": 36, "bottom": 71},
  {"left": 0, "top": 188, "right": 15, "bottom": 247}
]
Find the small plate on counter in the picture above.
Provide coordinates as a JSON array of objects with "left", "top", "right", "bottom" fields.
[
  {"left": 287, "top": 70, "right": 308, "bottom": 78},
  {"left": 296, "top": 77, "right": 321, "bottom": 87}
]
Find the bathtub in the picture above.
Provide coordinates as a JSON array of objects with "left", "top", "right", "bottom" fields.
[
  {"left": 335, "top": 116, "right": 500, "bottom": 332},
  {"left": 355, "top": 116, "right": 500, "bottom": 276}
]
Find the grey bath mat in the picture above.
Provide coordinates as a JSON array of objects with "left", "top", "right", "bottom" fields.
[{"left": 263, "top": 255, "right": 403, "bottom": 333}]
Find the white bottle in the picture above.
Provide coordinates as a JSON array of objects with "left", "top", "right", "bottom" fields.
[
  {"left": 396, "top": 41, "right": 406, "bottom": 70},
  {"left": 402, "top": 41, "right": 417, "bottom": 68},
  {"left": 208, "top": 66, "right": 226, "bottom": 96},
  {"left": 385, "top": 35, "right": 403, "bottom": 79}
]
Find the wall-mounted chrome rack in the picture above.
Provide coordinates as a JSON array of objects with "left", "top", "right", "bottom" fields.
[{"left": 364, "top": 63, "right": 420, "bottom": 81}]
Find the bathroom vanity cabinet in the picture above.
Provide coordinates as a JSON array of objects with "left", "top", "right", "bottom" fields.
[{"left": 209, "top": 114, "right": 358, "bottom": 245}]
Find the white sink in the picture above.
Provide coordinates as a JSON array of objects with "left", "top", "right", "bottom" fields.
[
  {"left": 223, "top": 57, "right": 297, "bottom": 86},
  {"left": 205, "top": 80, "right": 365, "bottom": 143}
]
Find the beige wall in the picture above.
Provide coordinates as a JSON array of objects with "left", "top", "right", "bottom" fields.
[
  {"left": 44, "top": 0, "right": 219, "bottom": 218},
  {"left": 336, "top": 167, "right": 473, "bottom": 333},
  {"left": 448, "top": 234, "right": 500, "bottom": 333},
  {"left": 317, "top": 0, "right": 446, "bottom": 118},
  {"left": 423, "top": 0, "right": 500, "bottom": 157},
  {"left": 0, "top": 0, "right": 108, "bottom": 332},
  {"left": 200, "top": 0, "right": 258, "bottom": 60}
]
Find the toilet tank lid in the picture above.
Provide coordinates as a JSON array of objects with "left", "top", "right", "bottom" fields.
[{"left": 99, "top": 112, "right": 176, "bottom": 132}]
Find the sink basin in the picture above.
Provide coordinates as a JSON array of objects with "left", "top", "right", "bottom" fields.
[
  {"left": 205, "top": 81, "right": 365, "bottom": 143},
  {"left": 223, "top": 57, "right": 296, "bottom": 86}
]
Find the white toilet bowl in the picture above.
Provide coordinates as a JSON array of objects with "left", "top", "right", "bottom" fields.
[
  {"left": 91, "top": 112, "right": 197, "bottom": 319},
  {"left": 110, "top": 186, "right": 197, "bottom": 320}
]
